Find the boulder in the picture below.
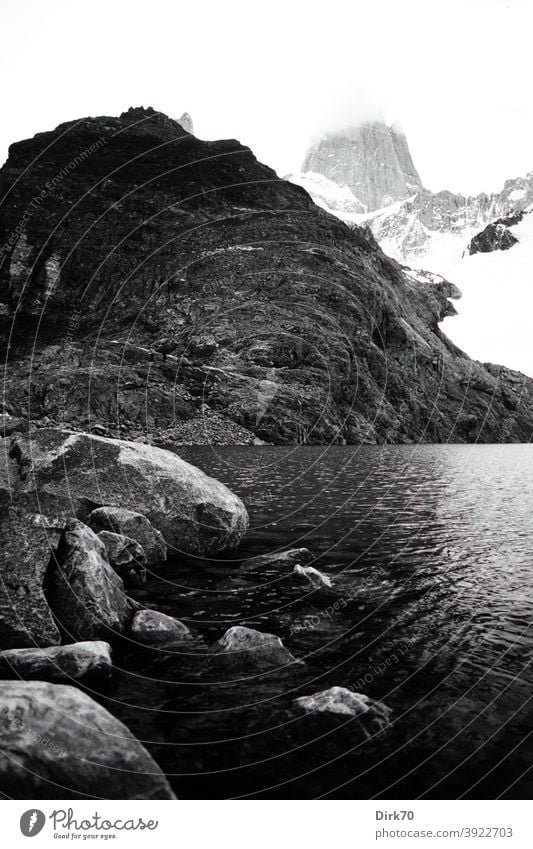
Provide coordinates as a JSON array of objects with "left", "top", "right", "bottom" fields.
[
  {"left": 293, "top": 564, "right": 332, "bottom": 590},
  {"left": 0, "top": 490, "right": 76, "bottom": 648},
  {"left": 241, "top": 548, "right": 314, "bottom": 573},
  {"left": 130, "top": 609, "right": 192, "bottom": 646},
  {"left": 294, "top": 686, "right": 392, "bottom": 735},
  {"left": 88, "top": 506, "right": 167, "bottom": 566},
  {"left": 47, "top": 519, "right": 132, "bottom": 641},
  {"left": 0, "top": 681, "right": 175, "bottom": 798},
  {"left": 97, "top": 530, "right": 147, "bottom": 587},
  {"left": 0, "top": 641, "right": 112, "bottom": 682},
  {"left": 207, "top": 626, "right": 301, "bottom": 673},
  {"left": 10, "top": 429, "right": 249, "bottom": 555}
]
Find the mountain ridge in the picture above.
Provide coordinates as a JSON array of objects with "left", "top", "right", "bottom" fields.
[{"left": 1, "top": 107, "right": 533, "bottom": 444}]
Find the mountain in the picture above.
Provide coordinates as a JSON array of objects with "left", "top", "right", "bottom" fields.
[
  {"left": 295, "top": 121, "right": 533, "bottom": 270},
  {"left": 1, "top": 106, "right": 533, "bottom": 444},
  {"left": 177, "top": 111, "right": 194, "bottom": 134},
  {"left": 302, "top": 120, "right": 422, "bottom": 211}
]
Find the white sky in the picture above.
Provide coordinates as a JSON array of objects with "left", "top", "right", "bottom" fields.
[{"left": 2, "top": 0, "right": 533, "bottom": 196}]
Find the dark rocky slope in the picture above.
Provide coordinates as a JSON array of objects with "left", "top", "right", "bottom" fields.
[{"left": 1, "top": 106, "right": 533, "bottom": 444}]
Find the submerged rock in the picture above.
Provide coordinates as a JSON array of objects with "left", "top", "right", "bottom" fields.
[
  {"left": 130, "top": 609, "right": 192, "bottom": 646},
  {"left": 294, "top": 686, "right": 391, "bottom": 735},
  {"left": 0, "top": 641, "right": 112, "bottom": 682},
  {"left": 0, "top": 681, "right": 176, "bottom": 798},
  {"left": 10, "top": 429, "right": 249, "bottom": 555},
  {"left": 47, "top": 519, "right": 132, "bottom": 642},
  {"left": 89, "top": 506, "right": 167, "bottom": 566},
  {"left": 241, "top": 548, "right": 315, "bottom": 573},
  {"left": 97, "top": 530, "right": 147, "bottom": 587},
  {"left": 208, "top": 625, "right": 301, "bottom": 673},
  {"left": 293, "top": 564, "right": 332, "bottom": 590}
]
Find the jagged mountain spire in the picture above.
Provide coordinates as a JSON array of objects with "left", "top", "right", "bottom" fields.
[{"left": 302, "top": 120, "right": 423, "bottom": 211}]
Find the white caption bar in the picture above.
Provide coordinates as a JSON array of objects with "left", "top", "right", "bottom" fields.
[{"left": 1, "top": 799, "right": 530, "bottom": 848}]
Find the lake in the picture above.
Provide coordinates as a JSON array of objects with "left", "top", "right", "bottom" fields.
[{"left": 106, "top": 445, "right": 533, "bottom": 799}]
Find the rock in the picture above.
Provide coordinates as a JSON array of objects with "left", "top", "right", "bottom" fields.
[
  {"left": 468, "top": 220, "right": 519, "bottom": 255},
  {"left": 207, "top": 626, "right": 301, "bottom": 673},
  {"left": 0, "top": 681, "right": 175, "bottom": 798},
  {"left": 241, "top": 548, "right": 315, "bottom": 573},
  {"left": 47, "top": 519, "right": 132, "bottom": 641},
  {"left": 293, "top": 564, "right": 332, "bottom": 590},
  {"left": 88, "top": 506, "right": 167, "bottom": 566},
  {"left": 0, "top": 641, "right": 112, "bottom": 682},
  {"left": 97, "top": 530, "right": 147, "bottom": 587},
  {"left": 188, "top": 333, "right": 218, "bottom": 357},
  {"left": 130, "top": 609, "right": 192, "bottom": 646},
  {"left": 0, "top": 490, "right": 76, "bottom": 648},
  {"left": 294, "top": 686, "right": 392, "bottom": 735},
  {"left": 10, "top": 429, "right": 249, "bottom": 555}
]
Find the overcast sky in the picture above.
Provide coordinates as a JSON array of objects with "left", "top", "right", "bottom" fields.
[{"left": 2, "top": 0, "right": 533, "bottom": 196}]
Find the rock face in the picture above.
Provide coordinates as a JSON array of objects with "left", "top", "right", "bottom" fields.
[
  {"left": 207, "top": 626, "right": 301, "bottom": 673},
  {"left": 97, "top": 530, "right": 147, "bottom": 586},
  {"left": 9, "top": 428, "right": 249, "bottom": 554},
  {"left": 2, "top": 107, "right": 533, "bottom": 443},
  {"left": 302, "top": 121, "right": 422, "bottom": 211},
  {"left": 0, "top": 681, "right": 176, "bottom": 798},
  {"left": 0, "top": 491, "right": 71, "bottom": 648},
  {"left": 47, "top": 519, "right": 132, "bottom": 641},
  {"left": 0, "top": 641, "right": 112, "bottom": 682},
  {"left": 130, "top": 609, "right": 192, "bottom": 646},
  {"left": 294, "top": 686, "right": 391, "bottom": 735},
  {"left": 88, "top": 506, "right": 167, "bottom": 566}
]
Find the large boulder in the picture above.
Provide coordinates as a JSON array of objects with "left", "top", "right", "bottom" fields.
[
  {"left": 0, "top": 641, "right": 112, "bottom": 683},
  {"left": 0, "top": 681, "right": 175, "bottom": 798},
  {"left": 10, "top": 429, "right": 249, "bottom": 555},
  {"left": 88, "top": 506, "right": 167, "bottom": 566},
  {"left": 47, "top": 520, "right": 132, "bottom": 641},
  {"left": 97, "top": 530, "right": 147, "bottom": 587},
  {"left": 130, "top": 609, "right": 192, "bottom": 646},
  {"left": 0, "top": 490, "right": 75, "bottom": 648},
  {"left": 207, "top": 626, "right": 302, "bottom": 673}
]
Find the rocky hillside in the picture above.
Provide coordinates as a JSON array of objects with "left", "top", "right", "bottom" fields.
[{"left": 1, "top": 106, "right": 533, "bottom": 444}]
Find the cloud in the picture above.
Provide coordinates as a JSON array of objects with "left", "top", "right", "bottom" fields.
[{"left": 309, "top": 82, "right": 388, "bottom": 141}]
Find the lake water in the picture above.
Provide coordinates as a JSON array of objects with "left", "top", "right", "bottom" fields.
[{"left": 106, "top": 445, "right": 533, "bottom": 799}]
